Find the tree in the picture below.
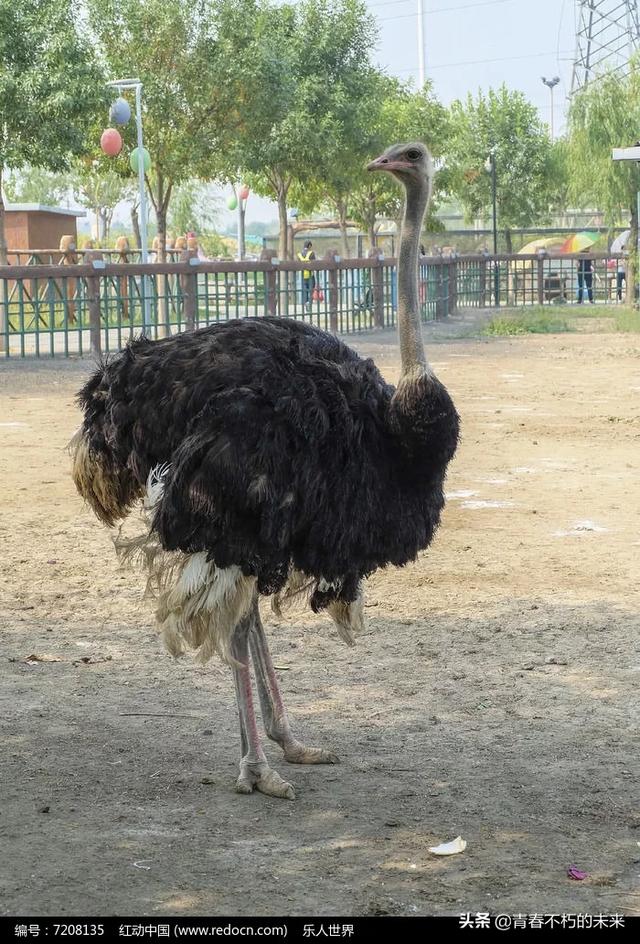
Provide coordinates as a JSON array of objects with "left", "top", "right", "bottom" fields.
[
  {"left": 223, "top": 0, "right": 377, "bottom": 260},
  {"left": 347, "top": 77, "right": 451, "bottom": 249},
  {"left": 86, "top": 0, "right": 256, "bottom": 258},
  {"left": 447, "top": 85, "right": 558, "bottom": 251},
  {"left": 567, "top": 63, "right": 640, "bottom": 300},
  {"left": 168, "top": 180, "right": 221, "bottom": 238},
  {"left": 3, "top": 167, "right": 71, "bottom": 206},
  {"left": 71, "top": 165, "right": 134, "bottom": 243},
  {"left": 0, "top": 0, "right": 106, "bottom": 261}
]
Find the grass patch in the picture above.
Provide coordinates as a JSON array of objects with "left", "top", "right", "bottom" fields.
[
  {"left": 483, "top": 310, "right": 572, "bottom": 336},
  {"left": 613, "top": 308, "right": 640, "bottom": 332}
]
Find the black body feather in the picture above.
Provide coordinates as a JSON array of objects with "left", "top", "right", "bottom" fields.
[{"left": 76, "top": 317, "right": 459, "bottom": 609}]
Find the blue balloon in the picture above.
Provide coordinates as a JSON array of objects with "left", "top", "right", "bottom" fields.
[{"left": 109, "top": 97, "right": 131, "bottom": 126}]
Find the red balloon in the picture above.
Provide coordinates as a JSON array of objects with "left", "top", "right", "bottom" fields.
[
  {"left": 239, "top": 184, "right": 250, "bottom": 201},
  {"left": 100, "top": 128, "right": 122, "bottom": 157}
]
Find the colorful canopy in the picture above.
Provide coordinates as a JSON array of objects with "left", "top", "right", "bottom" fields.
[
  {"left": 518, "top": 236, "right": 565, "bottom": 255},
  {"left": 560, "top": 231, "right": 600, "bottom": 253}
]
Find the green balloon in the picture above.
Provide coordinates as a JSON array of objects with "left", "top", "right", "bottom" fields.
[
  {"left": 130, "top": 147, "right": 151, "bottom": 174},
  {"left": 227, "top": 194, "right": 238, "bottom": 210}
]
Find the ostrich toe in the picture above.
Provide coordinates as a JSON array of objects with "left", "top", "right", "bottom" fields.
[
  {"left": 282, "top": 740, "right": 339, "bottom": 765},
  {"left": 236, "top": 758, "right": 295, "bottom": 800}
]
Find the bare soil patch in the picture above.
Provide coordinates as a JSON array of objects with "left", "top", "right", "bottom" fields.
[{"left": 1, "top": 324, "right": 639, "bottom": 916}]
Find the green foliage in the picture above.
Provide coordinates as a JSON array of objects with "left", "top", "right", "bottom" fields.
[
  {"left": 0, "top": 0, "right": 106, "bottom": 256},
  {"left": 613, "top": 308, "right": 640, "bottom": 332},
  {"left": 3, "top": 167, "right": 71, "bottom": 206},
  {"left": 168, "top": 181, "right": 221, "bottom": 238},
  {"left": 447, "top": 86, "right": 560, "bottom": 235},
  {"left": 0, "top": 0, "right": 106, "bottom": 171},
  {"left": 224, "top": 0, "right": 378, "bottom": 256},
  {"left": 348, "top": 76, "right": 451, "bottom": 245},
  {"left": 567, "top": 62, "right": 640, "bottom": 300},
  {"left": 483, "top": 310, "right": 572, "bottom": 336},
  {"left": 567, "top": 63, "right": 640, "bottom": 220},
  {"left": 198, "top": 232, "right": 235, "bottom": 259},
  {"left": 86, "top": 0, "right": 259, "bottom": 247}
]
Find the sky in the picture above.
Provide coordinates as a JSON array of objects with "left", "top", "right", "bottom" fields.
[{"left": 232, "top": 0, "right": 576, "bottom": 227}]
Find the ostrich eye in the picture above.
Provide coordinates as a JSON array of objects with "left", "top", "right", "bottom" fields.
[{"left": 406, "top": 149, "right": 421, "bottom": 161}]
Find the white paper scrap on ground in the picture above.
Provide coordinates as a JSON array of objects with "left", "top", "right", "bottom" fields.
[{"left": 428, "top": 836, "right": 467, "bottom": 856}]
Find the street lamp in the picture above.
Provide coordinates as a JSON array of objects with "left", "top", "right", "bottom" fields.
[
  {"left": 484, "top": 150, "right": 499, "bottom": 306},
  {"left": 106, "top": 78, "right": 151, "bottom": 330},
  {"left": 541, "top": 76, "right": 560, "bottom": 141}
]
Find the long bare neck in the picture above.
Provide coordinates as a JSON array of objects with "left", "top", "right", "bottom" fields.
[{"left": 397, "top": 177, "right": 431, "bottom": 376}]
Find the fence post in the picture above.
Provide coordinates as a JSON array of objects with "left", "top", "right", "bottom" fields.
[
  {"left": 324, "top": 249, "right": 340, "bottom": 332},
  {"left": 180, "top": 255, "right": 199, "bottom": 332},
  {"left": 368, "top": 247, "right": 384, "bottom": 327},
  {"left": 537, "top": 251, "right": 545, "bottom": 305},
  {"left": 435, "top": 259, "right": 444, "bottom": 319},
  {"left": 59, "top": 235, "right": 77, "bottom": 325},
  {"left": 479, "top": 252, "right": 489, "bottom": 307},
  {"left": 86, "top": 255, "right": 105, "bottom": 358},
  {"left": 115, "top": 236, "right": 130, "bottom": 321},
  {"left": 449, "top": 255, "right": 458, "bottom": 315},
  {"left": 260, "top": 248, "right": 278, "bottom": 316}
]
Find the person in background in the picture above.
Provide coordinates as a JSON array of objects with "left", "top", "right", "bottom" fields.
[
  {"left": 617, "top": 239, "right": 627, "bottom": 301},
  {"left": 297, "top": 240, "right": 316, "bottom": 310},
  {"left": 577, "top": 251, "right": 594, "bottom": 304}
]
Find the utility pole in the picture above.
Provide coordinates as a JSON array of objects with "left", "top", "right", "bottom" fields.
[
  {"left": 417, "top": 0, "right": 426, "bottom": 87},
  {"left": 572, "top": 1, "right": 640, "bottom": 94},
  {"left": 541, "top": 76, "right": 560, "bottom": 141}
]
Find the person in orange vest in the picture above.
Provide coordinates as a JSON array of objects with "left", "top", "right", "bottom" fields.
[{"left": 297, "top": 240, "right": 316, "bottom": 310}]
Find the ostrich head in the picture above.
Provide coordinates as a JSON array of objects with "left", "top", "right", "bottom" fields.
[
  {"left": 367, "top": 142, "right": 433, "bottom": 375},
  {"left": 367, "top": 142, "right": 433, "bottom": 197}
]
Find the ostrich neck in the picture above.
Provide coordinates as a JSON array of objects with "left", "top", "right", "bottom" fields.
[{"left": 397, "top": 180, "right": 430, "bottom": 376}]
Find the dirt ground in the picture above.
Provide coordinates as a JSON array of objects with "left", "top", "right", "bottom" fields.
[{"left": 1, "top": 317, "right": 639, "bottom": 918}]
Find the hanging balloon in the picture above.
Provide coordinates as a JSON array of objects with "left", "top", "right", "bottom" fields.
[
  {"left": 239, "top": 184, "right": 250, "bottom": 201},
  {"left": 129, "top": 147, "right": 151, "bottom": 174},
  {"left": 100, "top": 128, "right": 123, "bottom": 157},
  {"left": 109, "top": 97, "right": 131, "bottom": 126},
  {"left": 227, "top": 194, "right": 238, "bottom": 211}
]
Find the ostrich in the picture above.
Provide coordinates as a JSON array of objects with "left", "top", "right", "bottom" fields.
[{"left": 71, "top": 142, "right": 459, "bottom": 800}]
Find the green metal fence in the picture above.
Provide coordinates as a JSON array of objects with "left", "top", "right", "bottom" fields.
[
  {"left": 0, "top": 251, "right": 624, "bottom": 358},
  {"left": 0, "top": 254, "right": 451, "bottom": 358}
]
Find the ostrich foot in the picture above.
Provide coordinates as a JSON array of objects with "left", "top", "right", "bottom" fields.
[
  {"left": 281, "top": 736, "right": 339, "bottom": 765},
  {"left": 236, "top": 758, "right": 295, "bottom": 800}
]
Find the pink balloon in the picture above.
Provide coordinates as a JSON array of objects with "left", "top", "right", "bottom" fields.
[
  {"left": 100, "top": 128, "right": 123, "bottom": 157},
  {"left": 239, "top": 185, "right": 250, "bottom": 201}
]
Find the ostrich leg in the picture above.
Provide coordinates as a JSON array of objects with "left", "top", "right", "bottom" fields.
[
  {"left": 231, "top": 608, "right": 295, "bottom": 800},
  {"left": 249, "top": 602, "right": 339, "bottom": 765}
]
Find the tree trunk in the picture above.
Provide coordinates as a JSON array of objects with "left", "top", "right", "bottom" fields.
[
  {"left": 504, "top": 228, "right": 513, "bottom": 254},
  {"left": 368, "top": 220, "right": 377, "bottom": 249},
  {"left": 131, "top": 202, "right": 141, "bottom": 249},
  {"left": 238, "top": 202, "right": 246, "bottom": 260},
  {"left": 0, "top": 166, "right": 8, "bottom": 265},
  {"left": 336, "top": 198, "right": 350, "bottom": 258},
  {"left": 277, "top": 189, "right": 288, "bottom": 260}
]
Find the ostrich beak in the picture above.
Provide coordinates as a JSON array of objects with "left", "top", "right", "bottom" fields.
[{"left": 367, "top": 154, "right": 412, "bottom": 173}]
